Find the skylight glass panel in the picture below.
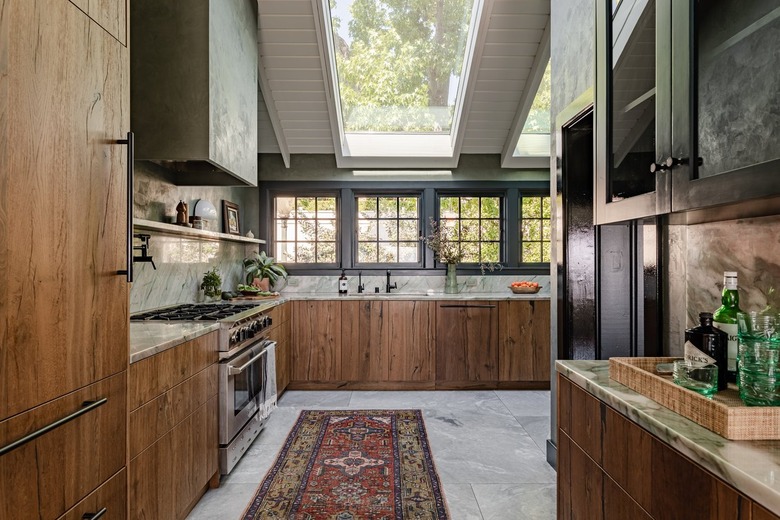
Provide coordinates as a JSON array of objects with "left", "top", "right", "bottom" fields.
[
  {"left": 514, "top": 61, "right": 551, "bottom": 157},
  {"left": 327, "top": 0, "right": 477, "bottom": 134}
]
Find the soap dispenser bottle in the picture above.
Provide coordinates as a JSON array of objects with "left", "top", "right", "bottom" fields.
[
  {"left": 339, "top": 270, "right": 348, "bottom": 294},
  {"left": 686, "top": 312, "right": 728, "bottom": 391}
]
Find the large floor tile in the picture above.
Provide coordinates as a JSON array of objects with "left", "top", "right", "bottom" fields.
[
  {"left": 472, "top": 483, "right": 556, "bottom": 520},
  {"left": 348, "top": 390, "right": 511, "bottom": 415},
  {"left": 441, "top": 483, "right": 484, "bottom": 520},
  {"left": 277, "top": 389, "right": 353, "bottom": 408},
  {"left": 494, "top": 390, "right": 552, "bottom": 417},
  {"left": 187, "top": 483, "right": 258, "bottom": 519},
  {"left": 515, "top": 416, "right": 552, "bottom": 454},
  {"left": 220, "top": 443, "right": 281, "bottom": 485}
]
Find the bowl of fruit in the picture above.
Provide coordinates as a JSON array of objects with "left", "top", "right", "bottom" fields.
[{"left": 509, "top": 281, "right": 541, "bottom": 294}]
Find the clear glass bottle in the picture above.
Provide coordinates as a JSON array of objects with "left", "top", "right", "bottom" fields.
[
  {"left": 685, "top": 312, "right": 728, "bottom": 391},
  {"left": 713, "top": 271, "right": 741, "bottom": 383}
]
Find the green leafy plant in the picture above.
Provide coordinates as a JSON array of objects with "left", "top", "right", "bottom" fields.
[
  {"left": 200, "top": 268, "right": 222, "bottom": 298},
  {"left": 243, "top": 251, "right": 288, "bottom": 286}
]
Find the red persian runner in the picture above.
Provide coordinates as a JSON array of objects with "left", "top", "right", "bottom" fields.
[{"left": 242, "top": 409, "right": 449, "bottom": 519}]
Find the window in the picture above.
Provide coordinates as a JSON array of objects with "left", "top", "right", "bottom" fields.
[
  {"left": 514, "top": 61, "right": 551, "bottom": 157},
  {"left": 520, "top": 196, "right": 551, "bottom": 263},
  {"left": 356, "top": 196, "right": 421, "bottom": 264},
  {"left": 438, "top": 196, "right": 501, "bottom": 264},
  {"left": 274, "top": 196, "right": 338, "bottom": 264}
]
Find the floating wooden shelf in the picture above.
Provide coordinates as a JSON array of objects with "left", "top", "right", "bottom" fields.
[{"left": 133, "top": 218, "right": 266, "bottom": 245}]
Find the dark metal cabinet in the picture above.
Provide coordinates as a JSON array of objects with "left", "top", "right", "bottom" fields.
[{"left": 596, "top": 0, "right": 780, "bottom": 224}]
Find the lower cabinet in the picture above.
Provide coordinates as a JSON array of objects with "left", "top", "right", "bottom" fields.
[
  {"left": 557, "top": 374, "right": 779, "bottom": 520},
  {"left": 0, "top": 372, "right": 127, "bottom": 519},
  {"left": 292, "top": 300, "right": 342, "bottom": 383},
  {"left": 435, "top": 301, "right": 499, "bottom": 385},
  {"left": 128, "top": 331, "right": 219, "bottom": 520},
  {"left": 266, "top": 302, "right": 292, "bottom": 394},
  {"left": 58, "top": 468, "right": 127, "bottom": 520},
  {"left": 498, "top": 300, "right": 551, "bottom": 382}
]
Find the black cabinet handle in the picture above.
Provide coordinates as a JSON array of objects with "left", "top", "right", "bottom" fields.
[
  {"left": 82, "top": 508, "right": 107, "bottom": 520},
  {"left": 116, "top": 132, "right": 134, "bottom": 282},
  {"left": 0, "top": 398, "right": 108, "bottom": 457},
  {"left": 439, "top": 304, "right": 496, "bottom": 309},
  {"left": 651, "top": 156, "right": 703, "bottom": 173}
]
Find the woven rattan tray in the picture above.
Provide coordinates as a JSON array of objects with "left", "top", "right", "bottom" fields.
[{"left": 609, "top": 357, "right": 780, "bottom": 440}]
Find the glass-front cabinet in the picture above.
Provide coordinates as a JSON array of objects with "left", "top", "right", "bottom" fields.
[{"left": 596, "top": 0, "right": 780, "bottom": 224}]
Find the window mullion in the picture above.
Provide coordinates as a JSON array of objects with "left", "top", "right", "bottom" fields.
[
  {"left": 506, "top": 188, "right": 520, "bottom": 268},
  {"left": 341, "top": 188, "right": 353, "bottom": 269}
]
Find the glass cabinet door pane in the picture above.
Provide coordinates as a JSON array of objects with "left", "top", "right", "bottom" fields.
[
  {"left": 696, "top": 0, "right": 780, "bottom": 179},
  {"left": 610, "top": 0, "right": 657, "bottom": 201}
]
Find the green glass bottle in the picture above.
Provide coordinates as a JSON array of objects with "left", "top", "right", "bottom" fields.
[{"left": 713, "top": 271, "right": 741, "bottom": 383}]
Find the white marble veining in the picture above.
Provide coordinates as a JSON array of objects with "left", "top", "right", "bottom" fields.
[
  {"left": 130, "top": 322, "right": 220, "bottom": 364},
  {"left": 557, "top": 360, "right": 780, "bottom": 515},
  {"left": 278, "top": 291, "right": 549, "bottom": 301}
]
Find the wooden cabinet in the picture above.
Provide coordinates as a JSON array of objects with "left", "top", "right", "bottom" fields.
[
  {"left": 69, "top": 0, "right": 128, "bottom": 45},
  {"left": 342, "top": 300, "right": 435, "bottom": 385},
  {"left": 292, "top": 300, "right": 342, "bottom": 383},
  {"left": 0, "top": 0, "right": 130, "bottom": 515},
  {"left": 435, "top": 301, "right": 498, "bottom": 384},
  {"left": 558, "top": 373, "right": 779, "bottom": 519},
  {"left": 58, "top": 468, "right": 127, "bottom": 520},
  {"left": 266, "top": 303, "right": 292, "bottom": 394},
  {"left": 595, "top": 0, "right": 780, "bottom": 224},
  {"left": 0, "top": 373, "right": 127, "bottom": 519},
  {"left": 128, "top": 332, "right": 219, "bottom": 520},
  {"left": 498, "top": 300, "right": 551, "bottom": 383}
]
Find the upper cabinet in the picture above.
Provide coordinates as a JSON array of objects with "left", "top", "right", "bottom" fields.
[
  {"left": 131, "top": 0, "right": 258, "bottom": 187},
  {"left": 596, "top": 0, "right": 780, "bottom": 224}
]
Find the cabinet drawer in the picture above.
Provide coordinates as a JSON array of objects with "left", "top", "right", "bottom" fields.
[
  {"left": 266, "top": 302, "right": 290, "bottom": 327},
  {"left": 129, "top": 364, "right": 218, "bottom": 459},
  {"left": 568, "top": 381, "right": 604, "bottom": 464},
  {"left": 129, "top": 331, "right": 218, "bottom": 410},
  {"left": 58, "top": 468, "right": 126, "bottom": 520},
  {"left": 0, "top": 373, "right": 126, "bottom": 519}
]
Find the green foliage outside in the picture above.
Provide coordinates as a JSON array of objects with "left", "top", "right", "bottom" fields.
[
  {"left": 522, "top": 61, "right": 552, "bottom": 134},
  {"left": 330, "top": 0, "right": 473, "bottom": 132},
  {"left": 520, "top": 196, "right": 551, "bottom": 263}
]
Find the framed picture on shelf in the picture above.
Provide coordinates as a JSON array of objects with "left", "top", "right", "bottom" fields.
[{"left": 222, "top": 201, "right": 240, "bottom": 235}]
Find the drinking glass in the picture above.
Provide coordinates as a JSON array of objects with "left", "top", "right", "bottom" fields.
[
  {"left": 738, "top": 341, "right": 780, "bottom": 406},
  {"left": 673, "top": 360, "right": 718, "bottom": 398}
]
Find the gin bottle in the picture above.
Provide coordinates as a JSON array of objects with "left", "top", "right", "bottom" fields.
[{"left": 713, "top": 271, "right": 741, "bottom": 383}]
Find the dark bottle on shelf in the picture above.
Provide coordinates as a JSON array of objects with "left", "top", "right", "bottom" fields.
[
  {"left": 685, "top": 312, "right": 728, "bottom": 391},
  {"left": 338, "top": 270, "right": 348, "bottom": 295}
]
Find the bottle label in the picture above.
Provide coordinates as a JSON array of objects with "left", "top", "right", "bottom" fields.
[
  {"left": 684, "top": 341, "right": 716, "bottom": 365},
  {"left": 716, "top": 322, "right": 739, "bottom": 372},
  {"left": 339, "top": 279, "right": 348, "bottom": 292}
]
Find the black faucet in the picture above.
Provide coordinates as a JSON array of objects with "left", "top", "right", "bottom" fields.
[
  {"left": 385, "top": 270, "right": 397, "bottom": 293},
  {"left": 357, "top": 271, "right": 365, "bottom": 293},
  {"left": 133, "top": 234, "right": 157, "bottom": 270}
]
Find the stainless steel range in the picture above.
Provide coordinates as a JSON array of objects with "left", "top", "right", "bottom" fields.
[{"left": 131, "top": 302, "right": 277, "bottom": 475}]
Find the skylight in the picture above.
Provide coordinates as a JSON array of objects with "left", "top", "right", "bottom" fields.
[
  {"left": 322, "top": 0, "right": 481, "bottom": 162},
  {"left": 514, "top": 60, "right": 551, "bottom": 157}
]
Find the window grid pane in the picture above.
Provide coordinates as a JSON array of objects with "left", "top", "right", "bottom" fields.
[
  {"left": 520, "top": 196, "right": 552, "bottom": 264},
  {"left": 437, "top": 196, "right": 502, "bottom": 265},
  {"left": 274, "top": 195, "right": 338, "bottom": 264},
  {"left": 356, "top": 195, "right": 420, "bottom": 264}
]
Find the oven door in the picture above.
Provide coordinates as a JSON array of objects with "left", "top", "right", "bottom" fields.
[{"left": 219, "top": 339, "right": 275, "bottom": 445}]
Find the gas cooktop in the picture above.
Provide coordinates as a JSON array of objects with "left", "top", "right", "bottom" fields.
[{"left": 130, "top": 303, "right": 260, "bottom": 321}]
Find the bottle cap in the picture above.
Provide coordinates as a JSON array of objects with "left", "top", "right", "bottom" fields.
[
  {"left": 699, "top": 312, "right": 713, "bottom": 319},
  {"left": 724, "top": 271, "right": 738, "bottom": 278},
  {"left": 723, "top": 271, "right": 738, "bottom": 290}
]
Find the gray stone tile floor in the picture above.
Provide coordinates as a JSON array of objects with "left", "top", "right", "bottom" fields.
[{"left": 187, "top": 390, "right": 556, "bottom": 519}]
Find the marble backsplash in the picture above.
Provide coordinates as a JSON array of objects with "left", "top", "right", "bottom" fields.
[
  {"left": 131, "top": 232, "right": 258, "bottom": 312},
  {"left": 666, "top": 214, "right": 780, "bottom": 355},
  {"left": 280, "top": 273, "right": 550, "bottom": 295}
]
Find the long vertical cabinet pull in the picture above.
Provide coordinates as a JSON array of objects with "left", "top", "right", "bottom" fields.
[{"left": 116, "top": 132, "right": 134, "bottom": 282}]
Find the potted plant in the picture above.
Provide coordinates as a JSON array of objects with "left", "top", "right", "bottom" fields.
[
  {"left": 422, "top": 219, "right": 464, "bottom": 293},
  {"left": 201, "top": 267, "right": 222, "bottom": 301},
  {"left": 243, "top": 251, "right": 288, "bottom": 291}
]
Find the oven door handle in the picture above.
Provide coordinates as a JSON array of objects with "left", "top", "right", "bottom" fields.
[{"left": 227, "top": 343, "right": 274, "bottom": 375}]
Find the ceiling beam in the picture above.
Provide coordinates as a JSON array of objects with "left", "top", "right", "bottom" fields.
[{"left": 501, "top": 18, "right": 550, "bottom": 168}]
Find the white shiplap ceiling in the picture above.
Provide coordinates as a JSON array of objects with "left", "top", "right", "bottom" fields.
[{"left": 256, "top": 0, "right": 550, "bottom": 168}]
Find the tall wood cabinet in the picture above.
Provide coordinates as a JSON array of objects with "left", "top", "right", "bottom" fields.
[{"left": 0, "top": 0, "right": 130, "bottom": 517}]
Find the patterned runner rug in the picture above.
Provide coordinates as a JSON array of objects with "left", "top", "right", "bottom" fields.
[{"left": 242, "top": 409, "right": 450, "bottom": 519}]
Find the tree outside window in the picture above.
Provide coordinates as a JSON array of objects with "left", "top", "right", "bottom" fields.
[
  {"left": 438, "top": 196, "right": 501, "bottom": 264},
  {"left": 274, "top": 196, "right": 338, "bottom": 264},
  {"left": 356, "top": 196, "right": 421, "bottom": 264},
  {"left": 520, "top": 196, "right": 551, "bottom": 263}
]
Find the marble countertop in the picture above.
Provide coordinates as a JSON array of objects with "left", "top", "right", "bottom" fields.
[
  {"left": 556, "top": 360, "right": 780, "bottom": 515},
  {"left": 273, "top": 291, "right": 550, "bottom": 301},
  {"left": 130, "top": 322, "right": 220, "bottom": 364}
]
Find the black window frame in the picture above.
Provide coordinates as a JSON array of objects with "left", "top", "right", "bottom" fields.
[
  {"left": 519, "top": 194, "right": 553, "bottom": 265},
  {"left": 270, "top": 191, "right": 341, "bottom": 269},
  {"left": 434, "top": 191, "right": 505, "bottom": 267}
]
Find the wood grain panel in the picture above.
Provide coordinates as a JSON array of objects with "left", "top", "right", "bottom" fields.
[
  {"left": 0, "top": 373, "right": 126, "bottom": 519},
  {"left": 130, "top": 395, "right": 218, "bottom": 520},
  {"left": 387, "top": 301, "right": 435, "bottom": 381},
  {"left": 435, "top": 302, "right": 498, "bottom": 382},
  {"left": 498, "top": 300, "right": 551, "bottom": 381},
  {"left": 266, "top": 302, "right": 291, "bottom": 328},
  {"left": 0, "top": 0, "right": 129, "bottom": 421},
  {"left": 568, "top": 434, "right": 603, "bottom": 520},
  {"left": 558, "top": 374, "right": 572, "bottom": 435},
  {"left": 266, "top": 318, "right": 291, "bottom": 394},
  {"left": 569, "top": 383, "right": 603, "bottom": 465},
  {"left": 58, "top": 468, "right": 127, "bottom": 520},
  {"left": 754, "top": 503, "right": 780, "bottom": 520},
  {"left": 342, "top": 301, "right": 391, "bottom": 382},
  {"left": 557, "top": 432, "right": 572, "bottom": 520},
  {"left": 603, "top": 475, "right": 651, "bottom": 520},
  {"left": 292, "top": 300, "right": 341, "bottom": 381},
  {"left": 602, "top": 407, "right": 652, "bottom": 511},
  {"left": 128, "top": 331, "right": 218, "bottom": 411},
  {"left": 129, "top": 364, "right": 218, "bottom": 459},
  {"left": 89, "top": 0, "right": 127, "bottom": 45}
]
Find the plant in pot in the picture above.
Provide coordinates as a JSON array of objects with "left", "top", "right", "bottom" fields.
[
  {"left": 243, "top": 251, "right": 288, "bottom": 291},
  {"left": 422, "top": 219, "right": 464, "bottom": 294},
  {"left": 200, "top": 267, "right": 222, "bottom": 301}
]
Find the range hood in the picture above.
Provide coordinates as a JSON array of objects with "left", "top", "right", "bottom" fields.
[{"left": 131, "top": 0, "right": 258, "bottom": 187}]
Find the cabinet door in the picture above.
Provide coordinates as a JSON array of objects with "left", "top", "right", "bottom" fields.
[
  {"left": 498, "top": 300, "right": 550, "bottom": 382},
  {"left": 670, "top": 0, "right": 780, "bottom": 212},
  {"left": 292, "top": 300, "right": 342, "bottom": 382},
  {"left": 595, "top": 0, "right": 672, "bottom": 224},
  {"left": 0, "top": 0, "right": 129, "bottom": 420},
  {"left": 435, "top": 302, "right": 498, "bottom": 383},
  {"left": 267, "top": 318, "right": 291, "bottom": 394}
]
